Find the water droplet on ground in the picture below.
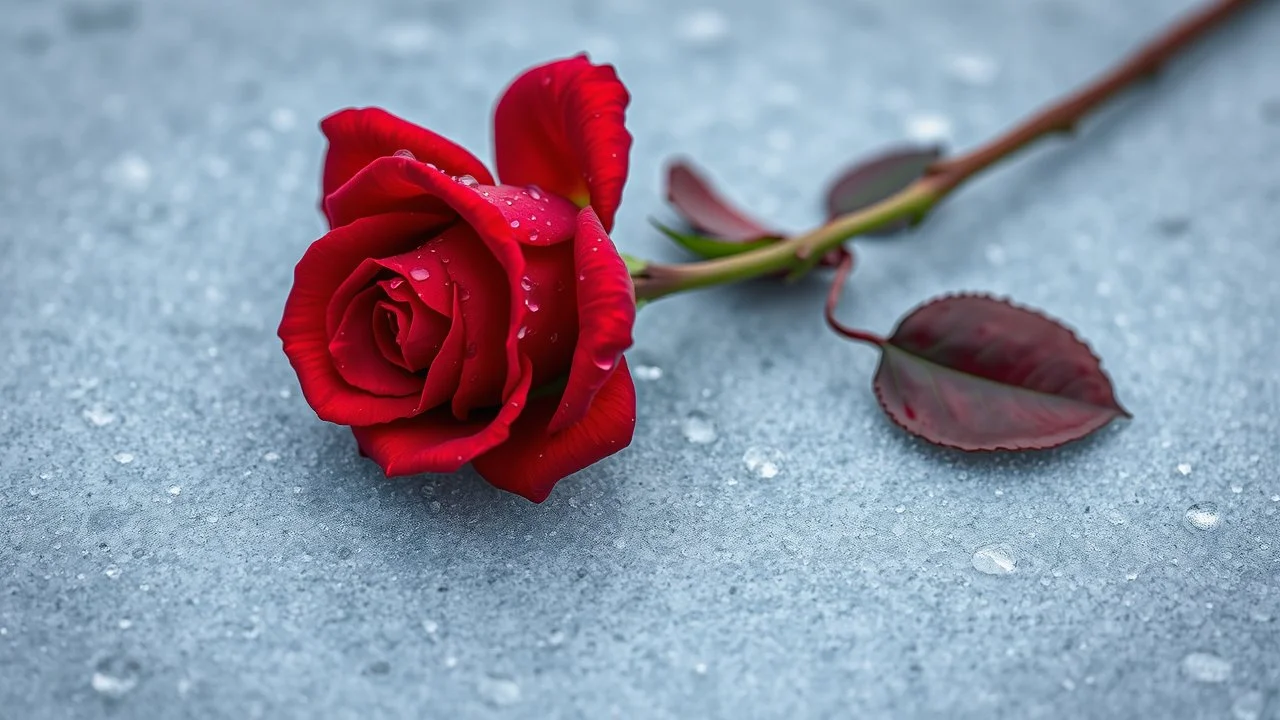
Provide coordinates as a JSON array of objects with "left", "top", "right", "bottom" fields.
[
  {"left": 946, "top": 53, "right": 999, "bottom": 85},
  {"left": 1182, "top": 652, "right": 1232, "bottom": 683},
  {"left": 83, "top": 406, "right": 116, "bottom": 427},
  {"left": 92, "top": 656, "right": 141, "bottom": 699},
  {"left": 742, "top": 447, "right": 781, "bottom": 479},
  {"left": 972, "top": 543, "right": 1017, "bottom": 575},
  {"left": 113, "top": 452, "right": 134, "bottom": 464},
  {"left": 1184, "top": 502, "right": 1222, "bottom": 531},
  {"left": 904, "top": 113, "right": 952, "bottom": 142},
  {"left": 263, "top": 451, "right": 280, "bottom": 462},
  {"left": 167, "top": 486, "right": 181, "bottom": 496},
  {"left": 477, "top": 674, "right": 521, "bottom": 707},
  {"left": 103, "top": 565, "right": 122, "bottom": 579},
  {"left": 677, "top": 9, "right": 729, "bottom": 45},
  {"left": 1177, "top": 462, "right": 1193, "bottom": 476},
  {"left": 1231, "top": 690, "right": 1266, "bottom": 720},
  {"left": 1231, "top": 484, "right": 1244, "bottom": 494},
  {"left": 681, "top": 411, "right": 717, "bottom": 444},
  {"left": 633, "top": 364, "right": 663, "bottom": 381}
]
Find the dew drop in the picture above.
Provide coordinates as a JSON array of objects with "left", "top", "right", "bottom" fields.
[
  {"left": 91, "top": 656, "right": 141, "bottom": 699},
  {"left": 742, "top": 447, "right": 781, "bottom": 479},
  {"left": 83, "top": 406, "right": 116, "bottom": 427},
  {"left": 681, "top": 411, "right": 717, "bottom": 444},
  {"left": 477, "top": 674, "right": 521, "bottom": 707},
  {"left": 388, "top": 278, "right": 404, "bottom": 289},
  {"left": 1177, "top": 462, "right": 1193, "bottom": 476},
  {"left": 1231, "top": 483, "right": 1243, "bottom": 494},
  {"left": 971, "top": 543, "right": 1017, "bottom": 575},
  {"left": 1181, "top": 652, "right": 1232, "bottom": 683},
  {"left": 1231, "top": 690, "right": 1266, "bottom": 720},
  {"left": 393, "top": 149, "right": 416, "bottom": 160},
  {"left": 113, "top": 452, "right": 134, "bottom": 464},
  {"left": 103, "top": 565, "right": 122, "bottom": 579},
  {"left": 465, "top": 343, "right": 478, "bottom": 359},
  {"left": 459, "top": 288, "right": 471, "bottom": 302},
  {"left": 517, "top": 326, "right": 528, "bottom": 340},
  {"left": 633, "top": 364, "right": 663, "bottom": 381},
  {"left": 1184, "top": 502, "right": 1221, "bottom": 531},
  {"left": 593, "top": 352, "right": 617, "bottom": 371},
  {"left": 510, "top": 220, "right": 520, "bottom": 229},
  {"left": 167, "top": 485, "right": 181, "bottom": 496},
  {"left": 528, "top": 186, "right": 542, "bottom": 201},
  {"left": 520, "top": 276, "right": 534, "bottom": 291},
  {"left": 529, "top": 231, "right": 539, "bottom": 242},
  {"left": 409, "top": 268, "right": 430, "bottom": 281},
  {"left": 549, "top": 333, "right": 559, "bottom": 344},
  {"left": 456, "top": 174, "right": 479, "bottom": 188},
  {"left": 526, "top": 301, "right": 540, "bottom": 313}
]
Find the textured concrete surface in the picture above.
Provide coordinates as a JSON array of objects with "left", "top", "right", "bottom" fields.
[{"left": 2, "top": 0, "right": 1279, "bottom": 718}]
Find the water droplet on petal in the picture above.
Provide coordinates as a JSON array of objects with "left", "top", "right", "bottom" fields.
[
  {"left": 393, "top": 149, "right": 416, "bottom": 160},
  {"left": 529, "top": 231, "right": 539, "bottom": 242},
  {"left": 465, "top": 343, "right": 477, "bottom": 359},
  {"left": 593, "top": 352, "right": 617, "bottom": 371},
  {"left": 520, "top": 276, "right": 534, "bottom": 291},
  {"left": 409, "top": 268, "right": 430, "bottom": 281},
  {"left": 527, "top": 301, "right": 540, "bottom": 313},
  {"left": 528, "top": 187, "right": 542, "bottom": 201},
  {"left": 456, "top": 174, "right": 479, "bottom": 188},
  {"left": 510, "top": 220, "right": 520, "bottom": 229},
  {"left": 972, "top": 543, "right": 1017, "bottom": 575},
  {"left": 388, "top": 278, "right": 404, "bottom": 289},
  {"left": 459, "top": 288, "right": 471, "bottom": 301},
  {"left": 549, "top": 333, "right": 558, "bottom": 344},
  {"left": 1184, "top": 502, "right": 1221, "bottom": 531},
  {"left": 517, "top": 326, "right": 528, "bottom": 340}
]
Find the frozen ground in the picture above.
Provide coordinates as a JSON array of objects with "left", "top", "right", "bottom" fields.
[{"left": 1, "top": 0, "right": 1278, "bottom": 717}]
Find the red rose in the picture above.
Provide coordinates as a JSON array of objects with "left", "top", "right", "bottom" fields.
[{"left": 278, "top": 56, "right": 637, "bottom": 502}]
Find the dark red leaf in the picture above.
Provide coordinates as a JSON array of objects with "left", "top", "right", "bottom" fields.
[
  {"left": 666, "top": 160, "right": 780, "bottom": 242},
  {"left": 871, "top": 294, "right": 1129, "bottom": 450},
  {"left": 824, "top": 145, "right": 942, "bottom": 236}
]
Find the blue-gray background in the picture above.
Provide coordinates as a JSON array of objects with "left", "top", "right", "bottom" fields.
[{"left": 2, "top": 0, "right": 1278, "bottom": 717}]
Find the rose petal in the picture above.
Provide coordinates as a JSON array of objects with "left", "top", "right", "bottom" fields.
[
  {"left": 493, "top": 55, "right": 631, "bottom": 232},
  {"left": 512, "top": 241, "right": 578, "bottom": 386},
  {"left": 352, "top": 357, "right": 534, "bottom": 477},
  {"left": 372, "top": 299, "right": 413, "bottom": 371},
  {"left": 322, "top": 156, "right": 529, "bottom": 410},
  {"left": 329, "top": 286, "right": 424, "bottom": 397},
  {"left": 473, "top": 358, "right": 636, "bottom": 503},
  {"left": 321, "top": 107, "right": 494, "bottom": 222},
  {"left": 419, "top": 285, "right": 468, "bottom": 412},
  {"left": 666, "top": 160, "right": 781, "bottom": 242},
  {"left": 547, "top": 208, "right": 636, "bottom": 434},
  {"left": 279, "top": 213, "right": 435, "bottom": 425}
]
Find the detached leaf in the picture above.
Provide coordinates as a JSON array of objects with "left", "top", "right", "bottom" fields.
[
  {"left": 651, "top": 220, "right": 778, "bottom": 259},
  {"left": 873, "top": 295, "right": 1128, "bottom": 450},
  {"left": 824, "top": 145, "right": 942, "bottom": 235},
  {"left": 666, "top": 160, "right": 780, "bottom": 242}
]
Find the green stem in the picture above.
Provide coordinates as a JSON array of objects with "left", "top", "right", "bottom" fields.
[{"left": 631, "top": 0, "right": 1256, "bottom": 302}]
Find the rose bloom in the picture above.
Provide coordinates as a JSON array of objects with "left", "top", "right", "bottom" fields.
[{"left": 279, "top": 56, "right": 637, "bottom": 502}]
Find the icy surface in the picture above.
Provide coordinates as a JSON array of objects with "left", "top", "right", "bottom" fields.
[{"left": 2, "top": 0, "right": 1279, "bottom": 718}]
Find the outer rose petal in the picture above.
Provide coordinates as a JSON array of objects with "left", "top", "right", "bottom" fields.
[
  {"left": 473, "top": 358, "right": 636, "bottom": 503},
  {"left": 321, "top": 107, "right": 494, "bottom": 222},
  {"left": 352, "top": 357, "right": 534, "bottom": 477},
  {"left": 493, "top": 55, "right": 631, "bottom": 232},
  {"left": 548, "top": 208, "right": 636, "bottom": 434},
  {"left": 279, "top": 213, "right": 435, "bottom": 426}
]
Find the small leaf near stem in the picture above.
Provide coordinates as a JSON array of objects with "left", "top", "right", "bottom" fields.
[
  {"left": 869, "top": 295, "right": 1130, "bottom": 450},
  {"left": 824, "top": 145, "right": 944, "bottom": 235},
  {"left": 632, "top": 0, "right": 1257, "bottom": 302},
  {"left": 665, "top": 160, "right": 781, "bottom": 241}
]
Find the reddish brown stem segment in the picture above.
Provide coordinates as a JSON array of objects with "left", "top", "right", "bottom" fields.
[
  {"left": 823, "top": 250, "right": 884, "bottom": 346},
  {"left": 923, "top": 0, "right": 1258, "bottom": 195}
]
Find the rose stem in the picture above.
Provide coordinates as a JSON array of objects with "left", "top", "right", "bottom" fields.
[{"left": 632, "top": 0, "right": 1258, "bottom": 301}]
